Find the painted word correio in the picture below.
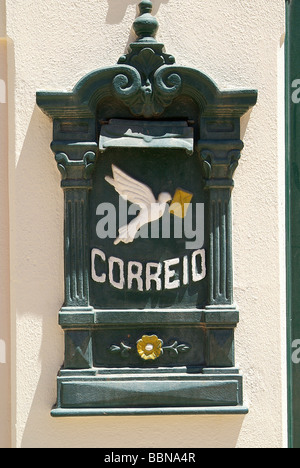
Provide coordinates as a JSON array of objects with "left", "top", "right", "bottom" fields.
[{"left": 91, "top": 248, "right": 206, "bottom": 291}]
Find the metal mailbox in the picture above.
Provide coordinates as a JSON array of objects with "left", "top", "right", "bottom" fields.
[{"left": 37, "top": 0, "right": 257, "bottom": 416}]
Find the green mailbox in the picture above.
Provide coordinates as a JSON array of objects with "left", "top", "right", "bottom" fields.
[{"left": 37, "top": 1, "right": 257, "bottom": 416}]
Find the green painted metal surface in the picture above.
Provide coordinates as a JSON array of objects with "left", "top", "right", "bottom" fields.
[
  {"left": 286, "top": 0, "right": 300, "bottom": 448},
  {"left": 37, "top": 0, "right": 257, "bottom": 416}
]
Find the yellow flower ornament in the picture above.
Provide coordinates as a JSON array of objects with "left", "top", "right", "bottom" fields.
[{"left": 137, "top": 335, "right": 163, "bottom": 361}]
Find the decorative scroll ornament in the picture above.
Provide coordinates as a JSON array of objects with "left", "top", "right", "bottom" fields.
[
  {"left": 109, "top": 335, "right": 191, "bottom": 361},
  {"left": 113, "top": 1, "right": 182, "bottom": 118},
  {"left": 199, "top": 144, "right": 243, "bottom": 187},
  {"left": 109, "top": 342, "right": 132, "bottom": 358},
  {"left": 55, "top": 151, "right": 97, "bottom": 181}
]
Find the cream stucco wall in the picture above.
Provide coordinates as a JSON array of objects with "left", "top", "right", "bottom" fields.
[{"left": 1, "top": 0, "right": 287, "bottom": 448}]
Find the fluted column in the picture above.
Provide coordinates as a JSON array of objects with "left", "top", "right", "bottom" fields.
[
  {"left": 198, "top": 140, "right": 243, "bottom": 308},
  {"left": 55, "top": 150, "right": 97, "bottom": 310}
]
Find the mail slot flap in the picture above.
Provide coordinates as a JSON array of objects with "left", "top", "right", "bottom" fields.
[{"left": 99, "top": 119, "right": 194, "bottom": 154}]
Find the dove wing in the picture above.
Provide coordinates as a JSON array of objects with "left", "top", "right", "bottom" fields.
[{"left": 105, "top": 165, "right": 156, "bottom": 207}]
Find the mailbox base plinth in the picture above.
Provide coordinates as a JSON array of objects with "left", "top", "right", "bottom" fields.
[{"left": 51, "top": 367, "right": 247, "bottom": 417}]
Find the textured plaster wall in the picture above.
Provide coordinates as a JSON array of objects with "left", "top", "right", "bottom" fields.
[{"left": 3, "top": 0, "right": 286, "bottom": 448}]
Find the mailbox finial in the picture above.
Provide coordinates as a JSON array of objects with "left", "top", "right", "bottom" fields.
[
  {"left": 139, "top": 0, "right": 153, "bottom": 14},
  {"left": 133, "top": 0, "right": 159, "bottom": 42}
]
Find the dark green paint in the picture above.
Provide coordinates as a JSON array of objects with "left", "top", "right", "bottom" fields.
[
  {"left": 93, "top": 327, "right": 199, "bottom": 368},
  {"left": 59, "top": 380, "right": 239, "bottom": 409},
  {"left": 286, "top": 0, "right": 300, "bottom": 448},
  {"left": 89, "top": 146, "right": 207, "bottom": 310},
  {"left": 37, "top": 0, "right": 257, "bottom": 416}
]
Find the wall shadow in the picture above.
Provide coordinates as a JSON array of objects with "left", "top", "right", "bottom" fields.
[
  {"left": 240, "top": 109, "right": 253, "bottom": 141},
  {"left": 0, "top": 0, "right": 6, "bottom": 37},
  {"left": 106, "top": 0, "right": 169, "bottom": 24}
]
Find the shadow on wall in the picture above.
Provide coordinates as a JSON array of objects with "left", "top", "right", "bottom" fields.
[
  {"left": 0, "top": 0, "right": 6, "bottom": 37},
  {"left": 14, "top": 105, "right": 65, "bottom": 448},
  {"left": 106, "top": 0, "right": 169, "bottom": 24}
]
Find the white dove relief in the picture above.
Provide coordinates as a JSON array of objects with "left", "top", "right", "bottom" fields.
[{"left": 105, "top": 165, "right": 172, "bottom": 245}]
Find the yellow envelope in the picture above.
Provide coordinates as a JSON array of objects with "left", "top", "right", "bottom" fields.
[{"left": 169, "top": 188, "right": 193, "bottom": 218}]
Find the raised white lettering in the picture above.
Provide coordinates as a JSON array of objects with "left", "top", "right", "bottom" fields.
[
  {"left": 191, "top": 249, "right": 206, "bottom": 282},
  {"left": 146, "top": 262, "right": 162, "bottom": 291},
  {"left": 183, "top": 255, "right": 189, "bottom": 286},
  {"left": 91, "top": 248, "right": 106, "bottom": 283},
  {"left": 164, "top": 257, "right": 180, "bottom": 289},
  {"left": 108, "top": 256, "right": 125, "bottom": 290},
  {"left": 128, "top": 261, "right": 143, "bottom": 291},
  {"left": 91, "top": 250, "right": 206, "bottom": 291}
]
